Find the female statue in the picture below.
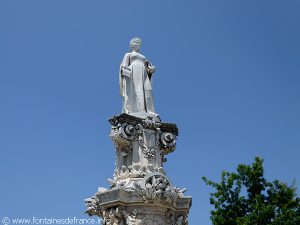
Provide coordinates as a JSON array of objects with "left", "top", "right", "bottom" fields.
[{"left": 119, "top": 38, "right": 156, "bottom": 117}]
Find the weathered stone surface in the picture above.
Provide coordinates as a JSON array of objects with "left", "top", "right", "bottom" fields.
[
  {"left": 85, "top": 39, "right": 191, "bottom": 225},
  {"left": 85, "top": 114, "right": 191, "bottom": 224},
  {"left": 109, "top": 114, "right": 178, "bottom": 182}
]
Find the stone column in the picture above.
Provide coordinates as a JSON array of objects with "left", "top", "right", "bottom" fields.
[{"left": 85, "top": 114, "right": 192, "bottom": 225}]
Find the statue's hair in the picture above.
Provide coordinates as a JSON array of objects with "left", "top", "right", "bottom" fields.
[{"left": 130, "top": 37, "right": 142, "bottom": 49}]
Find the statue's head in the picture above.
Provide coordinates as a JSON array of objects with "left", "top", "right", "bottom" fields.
[{"left": 130, "top": 37, "right": 142, "bottom": 52}]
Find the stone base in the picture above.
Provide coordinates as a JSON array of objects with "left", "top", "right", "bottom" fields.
[
  {"left": 86, "top": 184, "right": 191, "bottom": 225},
  {"left": 85, "top": 172, "right": 192, "bottom": 224}
]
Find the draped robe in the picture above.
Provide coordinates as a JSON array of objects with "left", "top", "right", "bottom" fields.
[{"left": 119, "top": 52, "right": 155, "bottom": 115}]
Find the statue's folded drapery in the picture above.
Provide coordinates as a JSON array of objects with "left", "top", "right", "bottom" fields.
[{"left": 120, "top": 51, "right": 155, "bottom": 115}]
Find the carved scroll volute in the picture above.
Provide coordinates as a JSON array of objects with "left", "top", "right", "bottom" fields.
[{"left": 160, "top": 132, "right": 176, "bottom": 154}]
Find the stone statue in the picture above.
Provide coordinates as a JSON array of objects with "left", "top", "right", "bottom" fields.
[
  {"left": 85, "top": 38, "right": 192, "bottom": 225},
  {"left": 120, "top": 38, "right": 156, "bottom": 117}
]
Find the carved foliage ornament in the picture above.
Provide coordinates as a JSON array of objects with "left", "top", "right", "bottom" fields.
[
  {"left": 113, "top": 162, "right": 166, "bottom": 181},
  {"left": 135, "top": 173, "right": 184, "bottom": 205}
]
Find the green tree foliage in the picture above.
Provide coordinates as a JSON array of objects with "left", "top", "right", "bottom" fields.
[{"left": 202, "top": 157, "right": 300, "bottom": 225}]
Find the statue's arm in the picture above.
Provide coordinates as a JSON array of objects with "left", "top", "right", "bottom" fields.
[
  {"left": 119, "top": 53, "right": 131, "bottom": 97},
  {"left": 120, "top": 53, "right": 131, "bottom": 77}
]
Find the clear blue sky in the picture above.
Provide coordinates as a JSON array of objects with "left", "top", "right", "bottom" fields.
[{"left": 0, "top": 1, "right": 299, "bottom": 224}]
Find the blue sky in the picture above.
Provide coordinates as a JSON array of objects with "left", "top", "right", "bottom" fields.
[{"left": 0, "top": 1, "right": 299, "bottom": 224}]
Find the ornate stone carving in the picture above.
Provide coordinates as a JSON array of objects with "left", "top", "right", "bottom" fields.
[
  {"left": 122, "top": 209, "right": 165, "bottom": 225},
  {"left": 85, "top": 201, "right": 189, "bottom": 225},
  {"left": 108, "top": 114, "right": 177, "bottom": 182},
  {"left": 110, "top": 122, "right": 135, "bottom": 153},
  {"left": 175, "top": 215, "right": 188, "bottom": 225},
  {"left": 122, "top": 209, "right": 143, "bottom": 225},
  {"left": 86, "top": 113, "right": 191, "bottom": 223},
  {"left": 102, "top": 207, "right": 124, "bottom": 225},
  {"left": 134, "top": 173, "right": 185, "bottom": 206},
  {"left": 85, "top": 196, "right": 102, "bottom": 217},
  {"left": 142, "top": 116, "right": 161, "bottom": 129},
  {"left": 85, "top": 39, "right": 191, "bottom": 225},
  {"left": 159, "top": 131, "right": 176, "bottom": 155},
  {"left": 112, "top": 163, "right": 167, "bottom": 182}
]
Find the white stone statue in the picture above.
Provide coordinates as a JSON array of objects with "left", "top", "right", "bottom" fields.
[
  {"left": 85, "top": 39, "right": 191, "bottom": 225},
  {"left": 120, "top": 38, "right": 156, "bottom": 117}
]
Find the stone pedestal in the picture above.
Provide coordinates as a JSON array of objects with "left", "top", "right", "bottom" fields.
[{"left": 85, "top": 114, "right": 192, "bottom": 225}]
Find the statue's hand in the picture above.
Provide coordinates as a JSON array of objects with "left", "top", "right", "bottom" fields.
[
  {"left": 121, "top": 66, "right": 131, "bottom": 77},
  {"left": 148, "top": 65, "right": 156, "bottom": 74}
]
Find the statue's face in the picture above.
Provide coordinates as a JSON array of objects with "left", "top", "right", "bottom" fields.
[{"left": 132, "top": 43, "right": 141, "bottom": 52}]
